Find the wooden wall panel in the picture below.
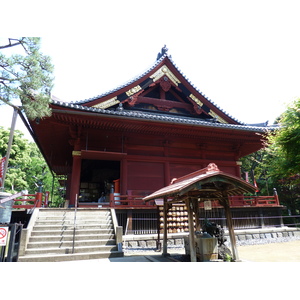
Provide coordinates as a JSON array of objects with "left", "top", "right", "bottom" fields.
[
  {"left": 127, "top": 161, "right": 165, "bottom": 192},
  {"left": 169, "top": 163, "right": 203, "bottom": 180},
  {"left": 219, "top": 166, "right": 238, "bottom": 177}
]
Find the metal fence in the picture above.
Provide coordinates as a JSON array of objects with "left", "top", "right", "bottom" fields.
[
  {"left": 0, "top": 223, "right": 23, "bottom": 262},
  {"left": 117, "top": 209, "right": 300, "bottom": 235}
]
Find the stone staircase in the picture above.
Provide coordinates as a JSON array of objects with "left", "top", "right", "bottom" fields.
[{"left": 18, "top": 208, "right": 123, "bottom": 262}]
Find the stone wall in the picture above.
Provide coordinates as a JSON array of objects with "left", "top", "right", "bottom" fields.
[
  {"left": 123, "top": 227, "right": 300, "bottom": 249},
  {"left": 234, "top": 227, "right": 300, "bottom": 246}
]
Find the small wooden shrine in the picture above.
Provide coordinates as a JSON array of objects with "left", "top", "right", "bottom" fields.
[{"left": 143, "top": 163, "right": 257, "bottom": 261}]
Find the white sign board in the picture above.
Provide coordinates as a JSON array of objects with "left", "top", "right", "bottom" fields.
[
  {"left": 0, "top": 227, "right": 9, "bottom": 246},
  {"left": 204, "top": 200, "right": 212, "bottom": 210}
]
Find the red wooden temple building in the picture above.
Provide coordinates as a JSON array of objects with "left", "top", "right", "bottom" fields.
[{"left": 22, "top": 47, "right": 283, "bottom": 233}]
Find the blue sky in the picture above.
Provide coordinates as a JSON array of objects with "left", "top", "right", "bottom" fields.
[{"left": 1, "top": 1, "right": 300, "bottom": 140}]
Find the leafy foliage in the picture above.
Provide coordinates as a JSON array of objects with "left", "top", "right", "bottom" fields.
[
  {"left": 267, "top": 99, "right": 300, "bottom": 177},
  {"left": 0, "top": 126, "right": 64, "bottom": 206},
  {"left": 241, "top": 148, "right": 275, "bottom": 195},
  {"left": 0, "top": 37, "right": 54, "bottom": 120},
  {"left": 241, "top": 98, "right": 300, "bottom": 214}
]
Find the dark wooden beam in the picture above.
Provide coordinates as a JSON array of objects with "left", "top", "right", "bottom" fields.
[
  {"left": 221, "top": 194, "right": 239, "bottom": 261},
  {"left": 186, "top": 198, "right": 197, "bottom": 262},
  {"left": 162, "top": 197, "right": 170, "bottom": 256}
]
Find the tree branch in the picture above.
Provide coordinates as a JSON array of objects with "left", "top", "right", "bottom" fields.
[
  {"left": 0, "top": 96, "right": 21, "bottom": 110},
  {"left": 0, "top": 38, "right": 29, "bottom": 55},
  {"left": 0, "top": 38, "right": 22, "bottom": 50}
]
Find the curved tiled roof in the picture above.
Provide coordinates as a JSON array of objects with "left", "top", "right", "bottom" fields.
[
  {"left": 72, "top": 54, "right": 166, "bottom": 105},
  {"left": 63, "top": 52, "right": 244, "bottom": 124},
  {"left": 51, "top": 97, "right": 271, "bottom": 133}
]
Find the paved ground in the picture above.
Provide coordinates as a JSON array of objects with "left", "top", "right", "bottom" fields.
[
  {"left": 237, "top": 239, "right": 300, "bottom": 262},
  {"left": 64, "top": 248, "right": 184, "bottom": 262},
  {"left": 118, "top": 240, "right": 300, "bottom": 262},
  {"left": 63, "top": 240, "right": 300, "bottom": 262}
]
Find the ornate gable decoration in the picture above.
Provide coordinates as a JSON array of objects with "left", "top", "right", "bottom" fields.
[
  {"left": 93, "top": 97, "right": 119, "bottom": 109},
  {"left": 150, "top": 65, "right": 181, "bottom": 86},
  {"left": 90, "top": 54, "right": 232, "bottom": 124}
]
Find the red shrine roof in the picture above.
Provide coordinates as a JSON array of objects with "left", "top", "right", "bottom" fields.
[
  {"left": 63, "top": 50, "right": 240, "bottom": 123},
  {"left": 143, "top": 163, "right": 257, "bottom": 202},
  {"left": 25, "top": 48, "right": 275, "bottom": 175},
  {"left": 50, "top": 47, "right": 274, "bottom": 132}
]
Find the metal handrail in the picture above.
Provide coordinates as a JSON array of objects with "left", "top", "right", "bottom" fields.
[
  {"left": 71, "top": 194, "right": 78, "bottom": 254},
  {"left": 0, "top": 223, "right": 23, "bottom": 262}
]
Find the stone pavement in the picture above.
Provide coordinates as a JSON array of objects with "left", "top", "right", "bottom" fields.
[
  {"left": 62, "top": 239, "right": 300, "bottom": 262},
  {"left": 62, "top": 249, "right": 184, "bottom": 262},
  {"left": 62, "top": 254, "right": 178, "bottom": 262}
]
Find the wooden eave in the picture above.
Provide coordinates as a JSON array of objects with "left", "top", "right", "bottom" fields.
[
  {"left": 28, "top": 104, "right": 265, "bottom": 175},
  {"left": 48, "top": 104, "right": 266, "bottom": 145},
  {"left": 143, "top": 163, "right": 257, "bottom": 202}
]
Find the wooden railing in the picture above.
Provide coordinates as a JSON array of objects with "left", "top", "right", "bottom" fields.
[
  {"left": 10, "top": 192, "right": 280, "bottom": 209},
  {"left": 110, "top": 194, "right": 156, "bottom": 207},
  {"left": 12, "top": 194, "right": 38, "bottom": 209},
  {"left": 78, "top": 193, "right": 280, "bottom": 209},
  {"left": 228, "top": 195, "right": 280, "bottom": 207},
  {"left": 78, "top": 194, "right": 156, "bottom": 208},
  {"left": 12, "top": 192, "right": 49, "bottom": 209}
]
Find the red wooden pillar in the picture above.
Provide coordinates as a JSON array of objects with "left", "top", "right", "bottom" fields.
[
  {"left": 69, "top": 150, "right": 82, "bottom": 207},
  {"left": 121, "top": 158, "right": 127, "bottom": 195},
  {"left": 35, "top": 192, "right": 43, "bottom": 207},
  {"left": 236, "top": 161, "right": 242, "bottom": 177},
  {"left": 164, "top": 161, "right": 170, "bottom": 186},
  {"left": 65, "top": 173, "right": 72, "bottom": 202}
]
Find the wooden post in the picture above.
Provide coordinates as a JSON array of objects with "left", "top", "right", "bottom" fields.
[
  {"left": 186, "top": 198, "right": 197, "bottom": 262},
  {"left": 35, "top": 192, "right": 43, "bottom": 208},
  {"left": 1, "top": 108, "right": 18, "bottom": 191},
  {"left": 156, "top": 206, "right": 161, "bottom": 251},
  {"left": 162, "top": 197, "right": 169, "bottom": 256},
  {"left": 120, "top": 158, "right": 127, "bottom": 195},
  {"left": 223, "top": 197, "right": 239, "bottom": 261},
  {"left": 69, "top": 150, "right": 82, "bottom": 207},
  {"left": 192, "top": 198, "right": 201, "bottom": 232},
  {"left": 126, "top": 210, "right": 133, "bottom": 234}
]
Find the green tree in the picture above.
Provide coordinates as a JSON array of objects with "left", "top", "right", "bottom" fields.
[
  {"left": 0, "top": 127, "right": 30, "bottom": 191},
  {"left": 241, "top": 99, "right": 300, "bottom": 215},
  {"left": 264, "top": 100, "right": 300, "bottom": 214},
  {"left": 266, "top": 98, "right": 300, "bottom": 178},
  {"left": 0, "top": 37, "right": 54, "bottom": 120},
  {"left": 241, "top": 149, "right": 274, "bottom": 195},
  {"left": 0, "top": 126, "right": 64, "bottom": 206}
]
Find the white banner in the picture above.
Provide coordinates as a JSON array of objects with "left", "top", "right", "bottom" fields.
[{"left": 0, "top": 190, "right": 27, "bottom": 204}]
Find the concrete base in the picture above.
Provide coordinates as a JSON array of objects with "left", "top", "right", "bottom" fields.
[{"left": 123, "top": 227, "right": 300, "bottom": 249}]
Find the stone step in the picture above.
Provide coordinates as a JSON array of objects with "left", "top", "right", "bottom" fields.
[
  {"left": 18, "top": 208, "right": 123, "bottom": 262},
  {"left": 31, "top": 228, "right": 114, "bottom": 236},
  {"left": 35, "top": 219, "right": 112, "bottom": 225},
  {"left": 25, "top": 244, "right": 118, "bottom": 255},
  {"left": 32, "top": 224, "right": 113, "bottom": 231},
  {"left": 29, "top": 233, "right": 115, "bottom": 242},
  {"left": 38, "top": 210, "right": 111, "bottom": 216},
  {"left": 18, "top": 250, "right": 124, "bottom": 262},
  {"left": 27, "top": 239, "right": 116, "bottom": 249},
  {"left": 36, "top": 216, "right": 111, "bottom": 221},
  {"left": 38, "top": 210, "right": 111, "bottom": 214}
]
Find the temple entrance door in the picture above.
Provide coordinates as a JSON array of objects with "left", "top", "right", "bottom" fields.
[{"left": 79, "top": 159, "right": 120, "bottom": 204}]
